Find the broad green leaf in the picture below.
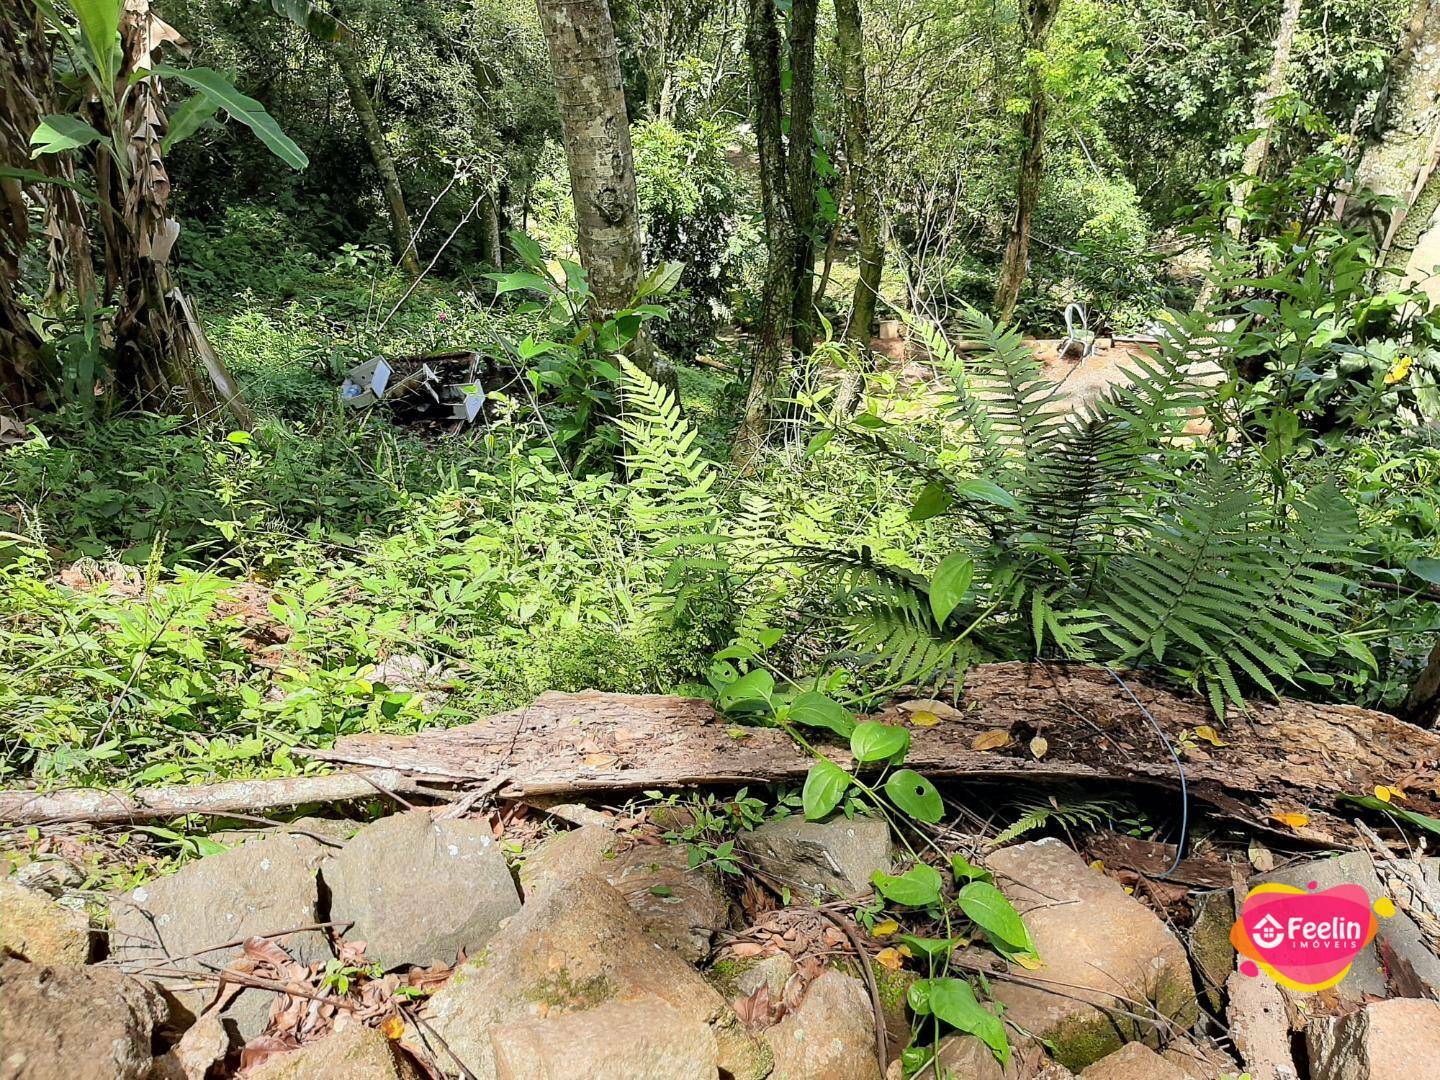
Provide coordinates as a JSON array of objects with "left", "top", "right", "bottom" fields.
[
  {"left": 718, "top": 668, "right": 774, "bottom": 713},
  {"left": 0, "top": 166, "right": 95, "bottom": 201},
  {"left": 909, "top": 480, "right": 952, "bottom": 521},
  {"left": 929, "top": 552, "right": 974, "bottom": 625},
  {"left": 850, "top": 721, "right": 910, "bottom": 763},
  {"left": 1339, "top": 794, "right": 1440, "bottom": 837},
  {"left": 802, "top": 758, "right": 851, "bottom": 820},
  {"left": 950, "top": 854, "right": 993, "bottom": 882},
  {"left": 489, "top": 271, "right": 550, "bottom": 295},
  {"left": 154, "top": 67, "right": 308, "bottom": 170},
  {"left": 926, "top": 977, "right": 1009, "bottom": 1063},
  {"left": 872, "top": 863, "right": 943, "bottom": 906},
  {"left": 68, "top": 0, "right": 123, "bottom": 86},
  {"left": 884, "top": 769, "right": 943, "bottom": 823},
  {"left": 956, "top": 477, "right": 1019, "bottom": 510},
  {"left": 896, "top": 934, "right": 962, "bottom": 960},
  {"left": 508, "top": 229, "right": 544, "bottom": 270},
  {"left": 789, "top": 691, "right": 856, "bottom": 738},
  {"left": 1406, "top": 557, "right": 1440, "bottom": 586},
  {"left": 162, "top": 93, "right": 220, "bottom": 153},
  {"left": 958, "top": 880, "right": 1035, "bottom": 955},
  {"left": 30, "top": 115, "right": 105, "bottom": 157},
  {"left": 635, "top": 260, "right": 684, "bottom": 299}
]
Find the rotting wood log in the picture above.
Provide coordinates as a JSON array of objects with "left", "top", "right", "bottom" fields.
[
  {"left": 297, "top": 662, "right": 1440, "bottom": 847},
  {"left": 0, "top": 769, "right": 445, "bottom": 826},
  {"left": 5, "top": 664, "right": 1438, "bottom": 845}
]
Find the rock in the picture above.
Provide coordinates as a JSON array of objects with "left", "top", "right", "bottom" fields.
[
  {"left": 1159, "top": 1037, "right": 1237, "bottom": 1080},
  {"left": 0, "top": 879, "right": 90, "bottom": 964},
  {"left": 732, "top": 953, "right": 796, "bottom": 1000},
  {"left": 10, "top": 856, "right": 85, "bottom": 895},
  {"left": 983, "top": 839, "right": 1199, "bottom": 1072},
  {"left": 109, "top": 832, "right": 331, "bottom": 1039},
  {"left": 1306, "top": 997, "right": 1440, "bottom": 1080},
  {"left": 763, "top": 970, "right": 883, "bottom": 1080},
  {"left": 421, "top": 873, "right": 768, "bottom": 1080},
  {"left": 1224, "top": 970, "right": 1299, "bottom": 1080},
  {"left": 1078, "top": 1043, "right": 1189, "bottom": 1080},
  {"left": 521, "top": 826, "right": 727, "bottom": 961},
  {"left": 147, "top": 1014, "right": 229, "bottom": 1080},
  {"left": 917, "top": 1034, "right": 1057, "bottom": 1079},
  {"left": 740, "top": 816, "right": 893, "bottom": 898},
  {"left": 1186, "top": 890, "right": 1234, "bottom": 1011},
  {"left": 603, "top": 842, "right": 729, "bottom": 962},
  {"left": 525, "top": 796, "right": 613, "bottom": 828},
  {"left": 1256, "top": 851, "right": 1440, "bottom": 1000},
  {"left": 246, "top": 1018, "right": 411, "bottom": 1079},
  {"left": 490, "top": 996, "right": 718, "bottom": 1079},
  {"left": 324, "top": 810, "right": 521, "bottom": 970},
  {"left": 519, "top": 825, "right": 617, "bottom": 896},
  {"left": 0, "top": 958, "right": 167, "bottom": 1080}
]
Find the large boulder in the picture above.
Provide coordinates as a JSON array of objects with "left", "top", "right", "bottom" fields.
[
  {"left": 489, "top": 996, "right": 718, "bottom": 1079},
  {"left": 323, "top": 811, "right": 521, "bottom": 970},
  {"left": 0, "top": 879, "right": 90, "bottom": 964},
  {"left": 740, "top": 816, "right": 893, "bottom": 899},
  {"left": 420, "top": 873, "right": 767, "bottom": 1080},
  {"left": 1306, "top": 998, "right": 1440, "bottom": 1080},
  {"left": 983, "top": 839, "right": 1199, "bottom": 1072},
  {"left": 109, "top": 832, "right": 331, "bottom": 1038},
  {"left": 521, "top": 826, "right": 728, "bottom": 962},
  {"left": 246, "top": 1018, "right": 415, "bottom": 1079},
  {"left": 0, "top": 959, "right": 168, "bottom": 1080},
  {"left": 1078, "top": 1043, "right": 1190, "bottom": 1080},
  {"left": 763, "top": 970, "right": 883, "bottom": 1080}
]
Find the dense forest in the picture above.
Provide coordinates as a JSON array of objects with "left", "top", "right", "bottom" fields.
[{"left": 3, "top": 0, "right": 1440, "bottom": 1076}]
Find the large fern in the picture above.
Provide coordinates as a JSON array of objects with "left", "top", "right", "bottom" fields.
[{"left": 821, "top": 308, "right": 1367, "bottom": 711}]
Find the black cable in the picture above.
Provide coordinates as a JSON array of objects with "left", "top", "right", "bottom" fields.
[{"left": 1105, "top": 664, "right": 1189, "bottom": 878}]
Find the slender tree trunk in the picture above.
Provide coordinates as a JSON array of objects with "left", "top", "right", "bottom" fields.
[
  {"left": 1345, "top": 0, "right": 1440, "bottom": 245},
  {"left": 992, "top": 0, "right": 1061, "bottom": 322},
  {"left": 733, "top": 0, "right": 796, "bottom": 467},
  {"left": 333, "top": 40, "right": 421, "bottom": 277},
  {"left": 787, "top": 0, "right": 820, "bottom": 358},
  {"left": 1402, "top": 640, "right": 1440, "bottom": 727},
  {"left": 536, "top": 0, "right": 676, "bottom": 396},
  {"left": 478, "top": 192, "right": 503, "bottom": 269},
  {"left": 1195, "top": 0, "right": 1303, "bottom": 312},
  {"left": 834, "top": 0, "right": 882, "bottom": 418}
]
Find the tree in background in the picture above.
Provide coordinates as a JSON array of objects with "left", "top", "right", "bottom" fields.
[
  {"left": 833, "top": 0, "right": 883, "bottom": 417},
  {"left": 992, "top": 0, "right": 1061, "bottom": 321}
]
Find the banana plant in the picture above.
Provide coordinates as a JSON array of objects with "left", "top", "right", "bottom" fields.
[{"left": 29, "top": 0, "right": 307, "bottom": 178}]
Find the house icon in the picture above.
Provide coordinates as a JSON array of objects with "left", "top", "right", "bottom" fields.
[{"left": 1253, "top": 913, "right": 1286, "bottom": 949}]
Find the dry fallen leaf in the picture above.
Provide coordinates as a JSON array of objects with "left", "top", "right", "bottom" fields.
[
  {"left": 1011, "top": 953, "right": 1043, "bottom": 971},
  {"left": 1374, "top": 785, "right": 1406, "bottom": 803},
  {"left": 1271, "top": 811, "right": 1310, "bottom": 830},
  {"left": 1029, "top": 735, "right": 1048, "bottom": 759},
  {"left": 872, "top": 919, "right": 899, "bottom": 938},
  {"left": 1088, "top": 859, "right": 1106, "bottom": 874},
  {"left": 874, "top": 947, "right": 905, "bottom": 971},
  {"left": 908, "top": 710, "right": 941, "bottom": 728},
  {"left": 1248, "top": 838, "right": 1275, "bottom": 872},
  {"left": 972, "top": 729, "right": 1012, "bottom": 752},
  {"left": 381, "top": 1014, "right": 405, "bottom": 1040},
  {"left": 1193, "top": 725, "right": 1227, "bottom": 747},
  {"left": 582, "top": 752, "right": 620, "bottom": 769},
  {"left": 898, "top": 698, "right": 963, "bottom": 720}
]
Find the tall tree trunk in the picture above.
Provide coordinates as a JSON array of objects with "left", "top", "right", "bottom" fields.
[
  {"left": 834, "top": 0, "right": 882, "bottom": 418},
  {"left": 733, "top": 0, "right": 796, "bottom": 467},
  {"left": 1345, "top": 0, "right": 1440, "bottom": 246},
  {"left": 536, "top": 0, "right": 676, "bottom": 396},
  {"left": 333, "top": 40, "right": 421, "bottom": 277},
  {"left": 786, "top": 0, "right": 820, "bottom": 359},
  {"left": 1402, "top": 640, "right": 1440, "bottom": 727},
  {"left": 1195, "top": 0, "right": 1303, "bottom": 312},
  {"left": 992, "top": 0, "right": 1061, "bottom": 323}
]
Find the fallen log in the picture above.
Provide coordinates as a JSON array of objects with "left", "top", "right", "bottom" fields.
[
  {"left": 0, "top": 769, "right": 446, "bottom": 826},
  {"left": 295, "top": 662, "right": 1440, "bottom": 846},
  {"left": 5, "top": 664, "right": 1437, "bottom": 844}
]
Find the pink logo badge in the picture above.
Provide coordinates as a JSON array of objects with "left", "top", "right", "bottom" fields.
[{"left": 1230, "top": 881, "right": 1380, "bottom": 991}]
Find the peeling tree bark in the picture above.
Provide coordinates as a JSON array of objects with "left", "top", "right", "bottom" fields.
[
  {"left": 333, "top": 40, "right": 422, "bottom": 277},
  {"left": 992, "top": 0, "right": 1061, "bottom": 323},
  {"left": 1233, "top": 0, "right": 1304, "bottom": 217},
  {"left": 1347, "top": 0, "right": 1440, "bottom": 247},
  {"left": 786, "top": 0, "right": 820, "bottom": 360},
  {"left": 833, "top": 0, "right": 883, "bottom": 419}
]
